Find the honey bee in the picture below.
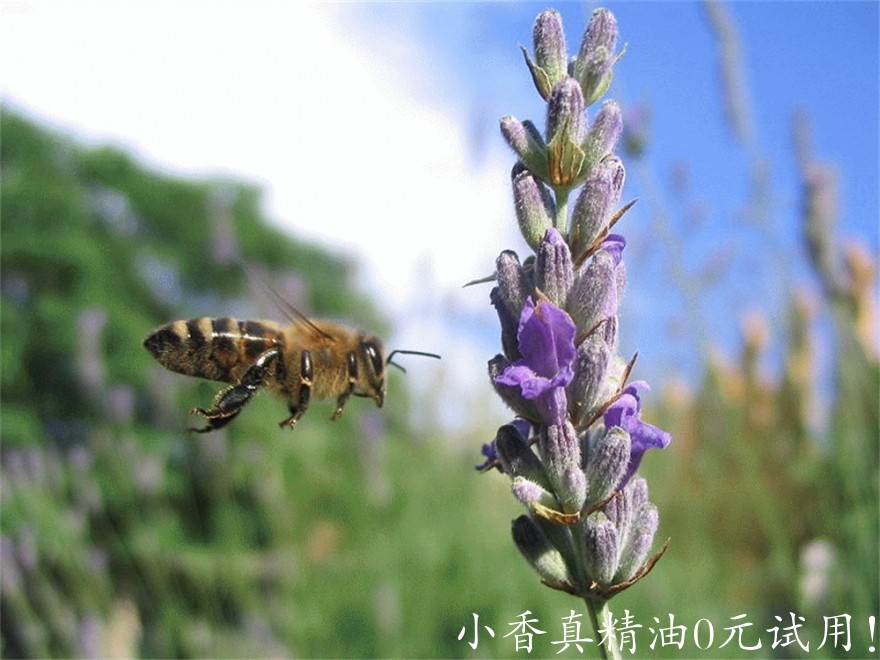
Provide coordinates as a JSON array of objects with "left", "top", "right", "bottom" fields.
[{"left": 143, "top": 311, "right": 438, "bottom": 433}]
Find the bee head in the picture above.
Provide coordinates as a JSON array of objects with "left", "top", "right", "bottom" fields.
[
  {"left": 357, "top": 335, "right": 387, "bottom": 408},
  {"left": 356, "top": 338, "right": 441, "bottom": 409}
]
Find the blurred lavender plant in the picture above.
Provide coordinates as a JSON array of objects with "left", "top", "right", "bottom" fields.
[{"left": 477, "top": 9, "right": 671, "bottom": 655}]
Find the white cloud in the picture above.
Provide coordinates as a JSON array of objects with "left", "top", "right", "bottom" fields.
[{"left": 1, "top": 1, "right": 521, "bottom": 433}]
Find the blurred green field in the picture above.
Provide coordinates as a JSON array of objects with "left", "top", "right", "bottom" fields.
[{"left": 1, "top": 111, "right": 877, "bottom": 658}]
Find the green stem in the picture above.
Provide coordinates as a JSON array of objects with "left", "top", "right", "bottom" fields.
[
  {"left": 586, "top": 596, "right": 621, "bottom": 660},
  {"left": 554, "top": 187, "right": 570, "bottom": 234}
]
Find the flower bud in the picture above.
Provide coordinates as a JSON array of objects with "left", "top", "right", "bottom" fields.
[
  {"left": 583, "top": 518, "right": 619, "bottom": 586},
  {"left": 605, "top": 476, "right": 648, "bottom": 547},
  {"left": 546, "top": 79, "right": 587, "bottom": 188},
  {"left": 583, "top": 100, "right": 623, "bottom": 163},
  {"left": 500, "top": 116, "right": 549, "bottom": 180},
  {"left": 584, "top": 426, "right": 630, "bottom": 505},
  {"left": 600, "top": 315, "right": 619, "bottom": 354},
  {"left": 573, "top": 8, "right": 620, "bottom": 106},
  {"left": 512, "top": 165, "right": 554, "bottom": 251},
  {"left": 567, "top": 250, "right": 619, "bottom": 332},
  {"left": 559, "top": 467, "right": 587, "bottom": 514},
  {"left": 535, "top": 10, "right": 568, "bottom": 92},
  {"left": 490, "top": 286, "right": 520, "bottom": 362},
  {"left": 512, "top": 515, "right": 574, "bottom": 588},
  {"left": 616, "top": 504, "right": 658, "bottom": 582},
  {"left": 615, "top": 259, "right": 627, "bottom": 304},
  {"left": 521, "top": 10, "right": 569, "bottom": 101},
  {"left": 539, "top": 420, "right": 582, "bottom": 495},
  {"left": 536, "top": 386, "right": 568, "bottom": 428},
  {"left": 500, "top": 115, "right": 536, "bottom": 154},
  {"left": 627, "top": 474, "right": 650, "bottom": 514},
  {"left": 567, "top": 334, "right": 611, "bottom": 425},
  {"left": 512, "top": 476, "right": 559, "bottom": 511},
  {"left": 569, "top": 155, "right": 625, "bottom": 258},
  {"left": 495, "top": 250, "right": 532, "bottom": 327},
  {"left": 547, "top": 78, "right": 586, "bottom": 144},
  {"left": 536, "top": 228, "right": 573, "bottom": 307}
]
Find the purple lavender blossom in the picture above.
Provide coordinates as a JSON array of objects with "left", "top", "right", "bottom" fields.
[
  {"left": 603, "top": 381, "right": 672, "bottom": 488},
  {"left": 495, "top": 298, "right": 576, "bottom": 425},
  {"left": 475, "top": 440, "right": 500, "bottom": 472}
]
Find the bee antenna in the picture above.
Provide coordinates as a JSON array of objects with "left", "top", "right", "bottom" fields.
[{"left": 386, "top": 349, "right": 441, "bottom": 373}]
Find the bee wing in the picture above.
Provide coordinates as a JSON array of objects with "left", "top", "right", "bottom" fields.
[
  {"left": 268, "top": 286, "right": 336, "bottom": 342},
  {"left": 245, "top": 263, "right": 337, "bottom": 343}
]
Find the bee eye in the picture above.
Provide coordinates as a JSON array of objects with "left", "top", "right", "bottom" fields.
[{"left": 364, "top": 342, "right": 384, "bottom": 376}]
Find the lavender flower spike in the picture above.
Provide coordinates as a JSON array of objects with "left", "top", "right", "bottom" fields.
[{"left": 475, "top": 10, "right": 672, "bottom": 655}]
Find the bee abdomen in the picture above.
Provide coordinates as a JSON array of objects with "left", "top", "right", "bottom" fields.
[{"left": 144, "top": 317, "right": 282, "bottom": 383}]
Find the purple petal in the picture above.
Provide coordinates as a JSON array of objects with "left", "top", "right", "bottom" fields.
[
  {"left": 619, "top": 423, "right": 670, "bottom": 488},
  {"left": 510, "top": 417, "right": 532, "bottom": 441},
  {"left": 601, "top": 233, "right": 626, "bottom": 266},
  {"left": 510, "top": 299, "right": 575, "bottom": 378},
  {"left": 538, "top": 301, "right": 577, "bottom": 371},
  {"left": 604, "top": 381, "right": 672, "bottom": 488},
  {"left": 475, "top": 441, "right": 501, "bottom": 472},
  {"left": 544, "top": 226, "right": 566, "bottom": 246},
  {"left": 493, "top": 297, "right": 577, "bottom": 426},
  {"left": 522, "top": 300, "right": 577, "bottom": 372},
  {"left": 602, "top": 390, "right": 637, "bottom": 430},
  {"left": 518, "top": 374, "right": 554, "bottom": 400},
  {"left": 517, "top": 300, "right": 556, "bottom": 375},
  {"left": 495, "top": 364, "right": 544, "bottom": 390}
]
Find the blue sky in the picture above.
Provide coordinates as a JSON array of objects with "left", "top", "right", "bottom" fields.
[
  {"left": 2, "top": 1, "right": 878, "bottom": 428},
  {"left": 345, "top": 1, "right": 879, "bottom": 381},
  {"left": 358, "top": 0, "right": 880, "bottom": 394}
]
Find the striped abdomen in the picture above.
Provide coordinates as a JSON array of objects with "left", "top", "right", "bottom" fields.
[{"left": 143, "top": 317, "right": 283, "bottom": 384}]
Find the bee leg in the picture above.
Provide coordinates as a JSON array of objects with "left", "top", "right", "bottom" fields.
[
  {"left": 330, "top": 351, "right": 359, "bottom": 421},
  {"left": 189, "top": 348, "right": 279, "bottom": 433},
  {"left": 279, "top": 349, "right": 313, "bottom": 429}
]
